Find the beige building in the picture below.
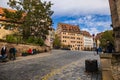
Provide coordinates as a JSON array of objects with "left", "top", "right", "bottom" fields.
[
  {"left": 56, "top": 23, "right": 84, "bottom": 50},
  {"left": 95, "top": 32, "right": 103, "bottom": 48},
  {"left": 0, "top": 7, "right": 18, "bottom": 39},
  {"left": 109, "top": 0, "right": 120, "bottom": 52}
]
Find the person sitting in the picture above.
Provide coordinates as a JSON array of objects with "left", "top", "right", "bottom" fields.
[
  {"left": 27, "top": 48, "right": 33, "bottom": 55},
  {"left": 0, "top": 46, "right": 8, "bottom": 62},
  {"left": 1, "top": 46, "right": 7, "bottom": 58}
]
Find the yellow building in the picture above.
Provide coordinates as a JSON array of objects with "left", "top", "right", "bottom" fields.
[
  {"left": 56, "top": 23, "right": 84, "bottom": 50},
  {"left": 0, "top": 7, "right": 19, "bottom": 39}
]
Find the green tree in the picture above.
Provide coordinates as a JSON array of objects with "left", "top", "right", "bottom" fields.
[
  {"left": 4, "top": 0, "right": 53, "bottom": 41},
  {"left": 3, "top": 8, "right": 23, "bottom": 30},
  {"left": 100, "top": 30, "right": 114, "bottom": 49},
  {"left": 53, "top": 35, "right": 61, "bottom": 49}
]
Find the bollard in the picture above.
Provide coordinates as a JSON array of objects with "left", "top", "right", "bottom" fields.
[{"left": 85, "top": 59, "right": 98, "bottom": 72}]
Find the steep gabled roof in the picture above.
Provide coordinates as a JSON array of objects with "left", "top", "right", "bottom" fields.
[
  {"left": 81, "top": 30, "right": 92, "bottom": 37},
  {"left": 0, "top": 7, "right": 16, "bottom": 15},
  {"left": 58, "top": 23, "right": 80, "bottom": 33},
  {"left": 0, "top": 7, "right": 25, "bottom": 23}
]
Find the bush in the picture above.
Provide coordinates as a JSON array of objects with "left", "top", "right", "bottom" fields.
[
  {"left": 6, "top": 35, "right": 16, "bottom": 43},
  {"left": 35, "top": 38, "right": 44, "bottom": 46},
  {"left": 27, "top": 36, "right": 35, "bottom": 43}
]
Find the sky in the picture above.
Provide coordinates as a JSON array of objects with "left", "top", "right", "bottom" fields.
[{"left": 0, "top": 0, "right": 112, "bottom": 35}]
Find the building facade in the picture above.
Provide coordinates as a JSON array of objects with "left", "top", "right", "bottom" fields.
[
  {"left": 0, "top": 7, "right": 18, "bottom": 39},
  {"left": 45, "top": 27, "right": 55, "bottom": 49},
  {"left": 56, "top": 23, "right": 84, "bottom": 50},
  {"left": 109, "top": 0, "right": 120, "bottom": 52},
  {"left": 95, "top": 32, "right": 103, "bottom": 48},
  {"left": 81, "top": 31, "right": 93, "bottom": 50}
]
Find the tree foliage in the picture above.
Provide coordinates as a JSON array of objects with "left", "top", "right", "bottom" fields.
[
  {"left": 99, "top": 30, "right": 114, "bottom": 49},
  {"left": 4, "top": 0, "right": 54, "bottom": 42},
  {"left": 53, "top": 35, "right": 61, "bottom": 49}
]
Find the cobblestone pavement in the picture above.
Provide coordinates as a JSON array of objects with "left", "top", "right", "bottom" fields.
[
  {"left": 43, "top": 51, "right": 101, "bottom": 80},
  {"left": 0, "top": 50, "right": 101, "bottom": 80}
]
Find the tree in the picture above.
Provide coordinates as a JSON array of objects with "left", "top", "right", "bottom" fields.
[
  {"left": 4, "top": 0, "right": 53, "bottom": 41},
  {"left": 53, "top": 35, "right": 61, "bottom": 49},
  {"left": 3, "top": 8, "right": 23, "bottom": 30},
  {"left": 99, "top": 30, "right": 114, "bottom": 49}
]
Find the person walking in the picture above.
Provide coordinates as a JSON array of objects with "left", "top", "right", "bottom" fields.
[
  {"left": 106, "top": 40, "right": 114, "bottom": 53},
  {"left": 96, "top": 47, "right": 99, "bottom": 55},
  {"left": 98, "top": 47, "right": 102, "bottom": 54}
]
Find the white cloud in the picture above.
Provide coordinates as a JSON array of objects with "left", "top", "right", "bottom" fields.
[
  {"left": 1, "top": 0, "right": 110, "bottom": 16},
  {"left": 82, "top": 27, "right": 100, "bottom": 35},
  {"left": 63, "top": 15, "right": 112, "bottom": 34},
  {"left": 47, "top": 0, "right": 110, "bottom": 16},
  {"left": 0, "top": 0, "right": 9, "bottom": 8},
  {"left": 0, "top": 0, "right": 112, "bottom": 34}
]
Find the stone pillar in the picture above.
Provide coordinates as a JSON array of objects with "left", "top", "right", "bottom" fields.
[{"left": 109, "top": 0, "right": 120, "bottom": 52}]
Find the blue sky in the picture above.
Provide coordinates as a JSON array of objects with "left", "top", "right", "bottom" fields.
[{"left": 0, "top": 0, "right": 112, "bottom": 35}]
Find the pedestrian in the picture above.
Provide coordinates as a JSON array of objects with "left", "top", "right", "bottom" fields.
[
  {"left": 96, "top": 47, "right": 99, "bottom": 54},
  {"left": 106, "top": 40, "right": 114, "bottom": 53},
  {"left": 1, "top": 45, "right": 7, "bottom": 59},
  {"left": 98, "top": 47, "right": 102, "bottom": 54},
  {"left": 9, "top": 46, "right": 17, "bottom": 60}
]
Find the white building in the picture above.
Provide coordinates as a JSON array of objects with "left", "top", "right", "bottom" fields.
[
  {"left": 83, "top": 36, "right": 93, "bottom": 50},
  {"left": 81, "top": 31, "right": 93, "bottom": 51}
]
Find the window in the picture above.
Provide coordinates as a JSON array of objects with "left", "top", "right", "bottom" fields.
[
  {"left": 71, "top": 37, "right": 75, "bottom": 39},
  {"left": 71, "top": 41, "right": 75, "bottom": 43},
  {"left": 63, "top": 40, "right": 66, "bottom": 42},
  {"left": 63, "top": 32, "right": 66, "bottom": 34}
]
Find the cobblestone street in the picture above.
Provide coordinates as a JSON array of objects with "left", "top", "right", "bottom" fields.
[{"left": 0, "top": 50, "right": 101, "bottom": 80}]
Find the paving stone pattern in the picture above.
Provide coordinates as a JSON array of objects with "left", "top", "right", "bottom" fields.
[{"left": 48, "top": 52, "right": 101, "bottom": 80}]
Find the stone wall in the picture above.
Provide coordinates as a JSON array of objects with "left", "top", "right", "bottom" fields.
[
  {"left": 109, "top": 0, "right": 120, "bottom": 52},
  {"left": 0, "top": 42, "right": 50, "bottom": 57}
]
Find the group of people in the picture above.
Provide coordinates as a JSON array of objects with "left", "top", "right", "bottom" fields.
[
  {"left": 96, "top": 40, "right": 114, "bottom": 54},
  {"left": 27, "top": 48, "right": 37, "bottom": 55},
  {"left": 0, "top": 45, "right": 17, "bottom": 62}
]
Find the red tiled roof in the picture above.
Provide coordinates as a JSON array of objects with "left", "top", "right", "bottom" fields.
[
  {"left": 95, "top": 32, "right": 103, "bottom": 40},
  {"left": 0, "top": 7, "right": 16, "bottom": 21},
  {"left": 0, "top": 7, "right": 15, "bottom": 15},
  {"left": 81, "top": 31, "right": 92, "bottom": 37},
  {"left": 58, "top": 23, "right": 80, "bottom": 33},
  {"left": 0, "top": 7, "right": 25, "bottom": 22}
]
